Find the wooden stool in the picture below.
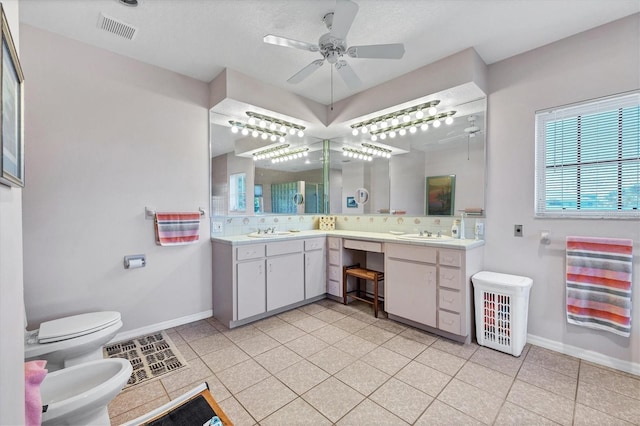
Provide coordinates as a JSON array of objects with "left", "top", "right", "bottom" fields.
[{"left": 343, "top": 264, "right": 384, "bottom": 318}]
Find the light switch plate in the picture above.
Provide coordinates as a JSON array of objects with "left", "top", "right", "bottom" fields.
[{"left": 514, "top": 224, "right": 523, "bottom": 237}]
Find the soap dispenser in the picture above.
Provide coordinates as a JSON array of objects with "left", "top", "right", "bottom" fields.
[
  {"left": 459, "top": 212, "right": 466, "bottom": 239},
  {"left": 451, "top": 220, "right": 459, "bottom": 238}
]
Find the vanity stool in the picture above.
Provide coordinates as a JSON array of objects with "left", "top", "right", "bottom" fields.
[{"left": 343, "top": 264, "right": 384, "bottom": 318}]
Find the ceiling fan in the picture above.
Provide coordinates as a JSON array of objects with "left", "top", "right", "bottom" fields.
[
  {"left": 438, "top": 115, "right": 483, "bottom": 144},
  {"left": 263, "top": 0, "right": 405, "bottom": 89}
]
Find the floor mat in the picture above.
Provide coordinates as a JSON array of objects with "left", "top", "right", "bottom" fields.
[{"left": 103, "top": 330, "right": 188, "bottom": 388}]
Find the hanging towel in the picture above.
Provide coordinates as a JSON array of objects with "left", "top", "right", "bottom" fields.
[
  {"left": 566, "top": 236, "right": 633, "bottom": 337},
  {"left": 155, "top": 212, "right": 201, "bottom": 246},
  {"left": 25, "top": 360, "right": 47, "bottom": 426}
]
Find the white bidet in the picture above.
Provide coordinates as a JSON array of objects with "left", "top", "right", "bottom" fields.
[{"left": 40, "top": 358, "right": 132, "bottom": 425}]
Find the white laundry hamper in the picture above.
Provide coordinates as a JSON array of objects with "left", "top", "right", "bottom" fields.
[{"left": 472, "top": 271, "right": 533, "bottom": 356}]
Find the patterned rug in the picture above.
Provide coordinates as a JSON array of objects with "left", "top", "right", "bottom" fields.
[{"left": 103, "top": 330, "right": 188, "bottom": 388}]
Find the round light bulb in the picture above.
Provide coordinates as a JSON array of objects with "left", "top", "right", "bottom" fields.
[
  {"left": 297, "top": 130, "right": 304, "bottom": 137},
  {"left": 248, "top": 117, "right": 256, "bottom": 125},
  {"left": 370, "top": 123, "right": 378, "bottom": 132},
  {"left": 352, "top": 128, "right": 359, "bottom": 136},
  {"left": 241, "top": 128, "right": 249, "bottom": 136},
  {"left": 261, "top": 133, "right": 268, "bottom": 139},
  {"left": 360, "top": 126, "right": 368, "bottom": 134},
  {"left": 343, "top": 150, "right": 348, "bottom": 156},
  {"left": 259, "top": 120, "right": 267, "bottom": 128},
  {"left": 389, "top": 131, "right": 396, "bottom": 138},
  {"left": 428, "top": 106, "right": 437, "bottom": 115},
  {"left": 391, "top": 117, "right": 399, "bottom": 126},
  {"left": 303, "top": 151, "right": 308, "bottom": 156},
  {"left": 367, "top": 156, "right": 373, "bottom": 161},
  {"left": 371, "top": 134, "right": 378, "bottom": 142},
  {"left": 279, "top": 136, "right": 285, "bottom": 143},
  {"left": 433, "top": 119, "right": 441, "bottom": 128},
  {"left": 415, "top": 110, "right": 424, "bottom": 119},
  {"left": 399, "top": 128, "right": 407, "bottom": 136},
  {"left": 403, "top": 114, "right": 411, "bottom": 123},
  {"left": 252, "top": 130, "right": 259, "bottom": 138},
  {"left": 386, "top": 153, "right": 391, "bottom": 159},
  {"left": 231, "top": 126, "right": 239, "bottom": 134},
  {"left": 289, "top": 128, "right": 296, "bottom": 135},
  {"left": 348, "top": 152, "right": 354, "bottom": 158},
  {"left": 269, "top": 122, "right": 276, "bottom": 131},
  {"left": 280, "top": 125, "right": 287, "bottom": 133},
  {"left": 409, "top": 126, "right": 417, "bottom": 134},
  {"left": 421, "top": 123, "right": 429, "bottom": 131},
  {"left": 253, "top": 156, "right": 258, "bottom": 161},
  {"left": 379, "top": 133, "right": 387, "bottom": 140},
  {"left": 445, "top": 116, "right": 454, "bottom": 125},
  {"left": 270, "top": 134, "right": 277, "bottom": 142}
]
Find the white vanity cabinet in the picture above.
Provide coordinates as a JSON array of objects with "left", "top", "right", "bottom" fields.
[
  {"left": 304, "top": 238, "right": 326, "bottom": 299},
  {"left": 385, "top": 242, "right": 484, "bottom": 343},
  {"left": 266, "top": 240, "right": 304, "bottom": 311},
  {"left": 385, "top": 244, "right": 437, "bottom": 328}
]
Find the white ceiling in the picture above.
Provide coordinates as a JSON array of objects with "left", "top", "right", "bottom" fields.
[{"left": 19, "top": 0, "right": 640, "bottom": 106}]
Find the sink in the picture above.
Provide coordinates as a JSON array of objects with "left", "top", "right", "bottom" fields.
[
  {"left": 396, "top": 234, "right": 454, "bottom": 241},
  {"left": 247, "top": 231, "right": 293, "bottom": 238}
]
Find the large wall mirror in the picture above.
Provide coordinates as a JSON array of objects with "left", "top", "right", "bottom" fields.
[{"left": 210, "top": 96, "right": 486, "bottom": 218}]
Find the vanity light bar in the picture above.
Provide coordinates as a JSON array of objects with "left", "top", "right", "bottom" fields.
[
  {"left": 252, "top": 144, "right": 291, "bottom": 161},
  {"left": 271, "top": 147, "right": 309, "bottom": 163},
  {"left": 245, "top": 111, "right": 306, "bottom": 137},
  {"left": 229, "top": 120, "right": 287, "bottom": 142},
  {"left": 361, "top": 143, "right": 392, "bottom": 157},
  {"left": 350, "top": 100, "right": 441, "bottom": 135},
  {"left": 368, "top": 111, "right": 457, "bottom": 142},
  {"left": 342, "top": 147, "right": 376, "bottom": 161}
]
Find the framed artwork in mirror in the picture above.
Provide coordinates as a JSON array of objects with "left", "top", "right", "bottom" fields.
[
  {"left": 0, "top": 4, "right": 24, "bottom": 188},
  {"left": 426, "top": 175, "right": 455, "bottom": 216},
  {"left": 346, "top": 196, "right": 357, "bottom": 208}
]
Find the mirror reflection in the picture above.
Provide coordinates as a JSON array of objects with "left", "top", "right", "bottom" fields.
[{"left": 210, "top": 97, "right": 486, "bottom": 217}]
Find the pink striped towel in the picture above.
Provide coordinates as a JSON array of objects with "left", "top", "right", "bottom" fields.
[
  {"left": 566, "top": 236, "right": 633, "bottom": 337},
  {"left": 155, "top": 212, "right": 201, "bottom": 246}
]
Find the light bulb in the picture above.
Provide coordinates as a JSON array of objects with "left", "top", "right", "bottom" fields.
[
  {"left": 433, "top": 119, "right": 441, "bottom": 128},
  {"left": 279, "top": 136, "right": 285, "bottom": 143},
  {"left": 253, "top": 156, "right": 258, "bottom": 161},
  {"left": 379, "top": 133, "right": 387, "bottom": 140},
  {"left": 360, "top": 126, "right": 368, "bottom": 134},
  {"left": 297, "top": 130, "right": 304, "bottom": 137},
  {"left": 241, "top": 128, "right": 249, "bottom": 136},
  {"left": 289, "top": 128, "right": 296, "bottom": 135},
  {"left": 352, "top": 128, "right": 359, "bottom": 136},
  {"left": 269, "top": 122, "right": 276, "bottom": 131},
  {"left": 367, "top": 156, "right": 373, "bottom": 161},
  {"left": 399, "top": 128, "right": 407, "bottom": 136},
  {"left": 259, "top": 120, "right": 267, "bottom": 128},
  {"left": 358, "top": 154, "right": 364, "bottom": 160},
  {"left": 248, "top": 117, "right": 256, "bottom": 125},
  {"left": 261, "top": 133, "right": 268, "bottom": 139},
  {"left": 371, "top": 134, "right": 378, "bottom": 142},
  {"left": 428, "top": 106, "right": 437, "bottom": 115},
  {"left": 370, "top": 123, "right": 378, "bottom": 132},
  {"left": 348, "top": 152, "right": 354, "bottom": 158},
  {"left": 389, "top": 131, "right": 396, "bottom": 138},
  {"left": 386, "top": 153, "right": 391, "bottom": 159},
  {"left": 391, "top": 117, "right": 399, "bottom": 126},
  {"left": 284, "top": 147, "right": 290, "bottom": 152},
  {"left": 252, "top": 130, "right": 259, "bottom": 138},
  {"left": 415, "top": 110, "right": 424, "bottom": 119},
  {"left": 303, "top": 151, "right": 308, "bottom": 156},
  {"left": 272, "top": 159, "right": 277, "bottom": 163},
  {"left": 231, "top": 126, "right": 239, "bottom": 134},
  {"left": 445, "top": 116, "right": 454, "bottom": 125},
  {"left": 421, "top": 123, "right": 429, "bottom": 131},
  {"left": 280, "top": 125, "right": 287, "bottom": 133},
  {"left": 403, "top": 114, "right": 411, "bottom": 123},
  {"left": 343, "top": 151, "right": 348, "bottom": 156},
  {"left": 270, "top": 135, "right": 277, "bottom": 142},
  {"left": 380, "top": 121, "right": 388, "bottom": 129},
  {"left": 409, "top": 126, "right": 417, "bottom": 134}
]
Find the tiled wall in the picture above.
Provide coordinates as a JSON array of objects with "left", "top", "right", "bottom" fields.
[{"left": 211, "top": 214, "right": 485, "bottom": 239}]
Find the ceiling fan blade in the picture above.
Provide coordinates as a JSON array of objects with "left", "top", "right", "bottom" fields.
[
  {"left": 263, "top": 34, "right": 319, "bottom": 52},
  {"left": 330, "top": 0, "right": 359, "bottom": 40},
  {"left": 287, "top": 59, "right": 325, "bottom": 84},
  {"left": 347, "top": 43, "right": 405, "bottom": 59},
  {"left": 335, "top": 60, "right": 362, "bottom": 89}
]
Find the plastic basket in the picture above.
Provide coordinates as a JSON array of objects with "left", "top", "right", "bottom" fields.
[{"left": 472, "top": 272, "right": 532, "bottom": 357}]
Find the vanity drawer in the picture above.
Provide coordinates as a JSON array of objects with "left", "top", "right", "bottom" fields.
[
  {"left": 328, "top": 249, "right": 340, "bottom": 265},
  {"left": 236, "top": 244, "right": 265, "bottom": 261},
  {"left": 439, "top": 288, "right": 462, "bottom": 313},
  {"left": 439, "top": 267, "right": 462, "bottom": 290},
  {"left": 266, "top": 240, "right": 304, "bottom": 257},
  {"left": 328, "top": 237, "right": 341, "bottom": 250},
  {"left": 328, "top": 265, "right": 342, "bottom": 281},
  {"left": 386, "top": 243, "right": 436, "bottom": 263},
  {"left": 439, "top": 249, "right": 462, "bottom": 268},
  {"left": 305, "top": 238, "right": 325, "bottom": 251},
  {"left": 344, "top": 239, "right": 383, "bottom": 253},
  {"left": 439, "top": 310, "right": 462, "bottom": 335}
]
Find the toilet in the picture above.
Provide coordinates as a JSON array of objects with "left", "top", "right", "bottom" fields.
[
  {"left": 25, "top": 311, "right": 123, "bottom": 371},
  {"left": 40, "top": 358, "right": 132, "bottom": 425}
]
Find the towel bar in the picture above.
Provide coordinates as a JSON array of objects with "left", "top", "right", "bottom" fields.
[{"left": 145, "top": 207, "right": 206, "bottom": 220}]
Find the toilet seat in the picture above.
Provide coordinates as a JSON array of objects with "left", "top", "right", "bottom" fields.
[{"left": 38, "top": 311, "right": 121, "bottom": 343}]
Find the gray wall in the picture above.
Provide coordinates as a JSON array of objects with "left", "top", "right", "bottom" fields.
[
  {"left": 21, "top": 25, "right": 212, "bottom": 332},
  {"left": 0, "top": 2, "right": 24, "bottom": 423},
  {"left": 485, "top": 14, "right": 640, "bottom": 366}
]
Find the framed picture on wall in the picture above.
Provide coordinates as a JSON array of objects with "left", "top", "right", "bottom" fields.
[
  {"left": 0, "top": 4, "right": 25, "bottom": 188},
  {"left": 346, "top": 196, "right": 357, "bottom": 208},
  {"left": 426, "top": 175, "right": 455, "bottom": 216}
]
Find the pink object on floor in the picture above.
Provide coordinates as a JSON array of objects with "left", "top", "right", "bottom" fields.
[{"left": 25, "top": 360, "right": 48, "bottom": 426}]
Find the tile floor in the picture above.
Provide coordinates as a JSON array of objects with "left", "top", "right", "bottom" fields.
[{"left": 108, "top": 299, "right": 640, "bottom": 425}]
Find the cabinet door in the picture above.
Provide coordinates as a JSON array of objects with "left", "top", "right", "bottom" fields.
[
  {"left": 305, "top": 250, "right": 325, "bottom": 299},
  {"left": 237, "top": 259, "right": 266, "bottom": 320},
  {"left": 385, "top": 258, "right": 437, "bottom": 327},
  {"left": 267, "top": 253, "right": 304, "bottom": 311}
]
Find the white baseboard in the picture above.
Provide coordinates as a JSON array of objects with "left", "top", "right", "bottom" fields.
[
  {"left": 527, "top": 333, "right": 639, "bottom": 376},
  {"left": 111, "top": 310, "right": 213, "bottom": 342}
]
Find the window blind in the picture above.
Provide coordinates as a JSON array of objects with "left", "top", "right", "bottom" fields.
[{"left": 535, "top": 91, "right": 640, "bottom": 218}]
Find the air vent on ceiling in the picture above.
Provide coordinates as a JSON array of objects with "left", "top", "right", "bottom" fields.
[{"left": 98, "top": 13, "right": 137, "bottom": 40}]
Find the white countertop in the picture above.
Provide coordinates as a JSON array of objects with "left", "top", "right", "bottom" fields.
[{"left": 211, "top": 230, "right": 484, "bottom": 250}]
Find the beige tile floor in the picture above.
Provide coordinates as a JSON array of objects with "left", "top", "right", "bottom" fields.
[{"left": 108, "top": 299, "right": 640, "bottom": 425}]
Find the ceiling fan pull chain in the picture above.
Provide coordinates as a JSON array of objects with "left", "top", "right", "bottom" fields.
[{"left": 330, "top": 65, "right": 334, "bottom": 111}]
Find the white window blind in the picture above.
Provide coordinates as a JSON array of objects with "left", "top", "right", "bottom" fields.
[{"left": 535, "top": 92, "right": 640, "bottom": 218}]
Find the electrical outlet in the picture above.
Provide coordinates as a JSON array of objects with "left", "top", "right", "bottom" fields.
[
  {"left": 514, "top": 224, "right": 523, "bottom": 237},
  {"left": 212, "top": 221, "right": 223, "bottom": 233},
  {"left": 475, "top": 222, "right": 484, "bottom": 237}
]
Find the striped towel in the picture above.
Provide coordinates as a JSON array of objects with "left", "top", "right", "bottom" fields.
[
  {"left": 154, "top": 212, "right": 201, "bottom": 246},
  {"left": 566, "top": 236, "right": 633, "bottom": 337}
]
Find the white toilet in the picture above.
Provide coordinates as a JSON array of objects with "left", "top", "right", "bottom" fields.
[
  {"left": 40, "top": 358, "right": 132, "bottom": 425},
  {"left": 25, "top": 311, "right": 123, "bottom": 371}
]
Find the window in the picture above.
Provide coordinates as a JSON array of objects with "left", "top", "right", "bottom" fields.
[{"left": 535, "top": 92, "right": 640, "bottom": 218}]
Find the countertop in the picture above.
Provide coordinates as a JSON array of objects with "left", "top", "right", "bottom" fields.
[{"left": 211, "top": 230, "right": 485, "bottom": 250}]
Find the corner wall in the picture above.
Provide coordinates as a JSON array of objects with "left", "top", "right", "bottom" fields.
[
  {"left": 21, "top": 25, "right": 212, "bottom": 332},
  {"left": 485, "top": 14, "right": 640, "bottom": 369}
]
